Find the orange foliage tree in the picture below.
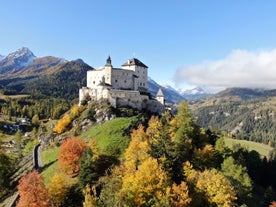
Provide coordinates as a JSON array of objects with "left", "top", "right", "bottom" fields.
[
  {"left": 17, "top": 170, "right": 51, "bottom": 207},
  {"left": 58, "top": 136, "right": 86, "bottom": 175}
]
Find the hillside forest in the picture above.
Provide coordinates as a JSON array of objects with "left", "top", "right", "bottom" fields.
[{"left": 1, "top": 101, "right": 276, "bottom": 206}]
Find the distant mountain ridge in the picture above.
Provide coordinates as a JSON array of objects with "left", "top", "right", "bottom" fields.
[
  {"left": 147, "top": 78, "right": 184, "bottom": 103},
  {"left": 189, "top": 87, "right": 276, "bottom": 146},
  {"left": 0, "top": 47, "right": 66, "bottom": 78},
  {"left": 0, "top": 47, "right": 93, "bottom": 99}
]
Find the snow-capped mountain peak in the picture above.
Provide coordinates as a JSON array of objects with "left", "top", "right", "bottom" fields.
[
  {"left": 6, "top": 47, "right": 35, "bottom": 67},
  {"left": 0, "top": 47, "right": 36, "bottom": 72},
  {"left": 179, "top": 87, "right": 210, "bottom": 100}
]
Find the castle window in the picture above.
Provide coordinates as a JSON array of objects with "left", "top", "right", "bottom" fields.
[
  {"left": 115, "top": 80, "right": 117, "bottom": 83},
  {"left": 93, "top": 81, "right": 95, "bottom": 84},
  {"left": 124, "top": 80, "right": 127, "bottom": 83},
  {"left": 143, "top": 83, "right": 145, "bottom": 86}
]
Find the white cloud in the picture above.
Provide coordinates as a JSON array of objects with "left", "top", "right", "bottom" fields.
[{"left": 174, "top": 49, "right": 276, "bottom": 92}]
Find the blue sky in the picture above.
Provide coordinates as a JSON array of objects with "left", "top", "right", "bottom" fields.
[{"left": 1, "top": 1, "right": 276, "bottom": 91}]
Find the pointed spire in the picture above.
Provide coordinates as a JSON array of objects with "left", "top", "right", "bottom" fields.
[
  {"left": 106, "top": 55, "right": 112, "bottom": 66},
  {"left": 156, "top": 88, "right": 164, "bottom": 97}
]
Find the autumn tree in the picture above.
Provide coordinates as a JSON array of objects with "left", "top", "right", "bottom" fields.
[
  {"left": 70, "top": 105, "right": 79, "bottom": 119},
  {"left": 83, "top": 185, "right": 98, "bottom": 207},
  {"left": 58, "top": 137, "right": 86, "bottom": 175},
  {"left": 121, "top": 157, "right": 170, "bottom": 206},
  {"left": 184, "top": 161, "right": 237, "bottom": 207},
  {"left": 53, "top": 113, "right": 71, "bottom": 134},
  {"left": 124, "top": 125, "right": 150, "bottom": 172},
  {"left": 170, "top": 181, "right": 192, "bottom": 207},
  {"left": 119, "top": 125, "right": 172, "bottom": 206},
  {"left": 48, "top": 173, "right": 69, "bottom": 207},
  {"left": 17, "top": 170, "right": 51, "bottom": 207},
  {"left": 193, "top": 144, "right": 217, "bottom": 169}
]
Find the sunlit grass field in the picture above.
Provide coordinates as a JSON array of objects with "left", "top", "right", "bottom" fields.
[
  {"left": 41, "top": 146, "right": 59, "bottom": 185},
  {"left": 224, "top": 137, "right": 273, "bottom": 158}
]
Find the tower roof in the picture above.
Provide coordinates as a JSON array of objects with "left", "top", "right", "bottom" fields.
[
  {"left": 122, "top": 58, "right": 148, "bottom": 68},
  {"left": 105, "top": 55, "right": 112, "bottom": 66},
  {"left": 156, "top": 88, "right": 164, "bottom": 97}
]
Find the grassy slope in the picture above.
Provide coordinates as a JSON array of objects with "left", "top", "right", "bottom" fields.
[
  {"left": 41, "top": 116, "right": 136, "bottom": 184},
  {"left": 224, "top": 137, "right": 273, "bottom": 158},
  {"left": 81, "top": 117, "right": 136, "bottom": 156},
  {"left": 41, "top": 147, "right": 59, "bottom": 186}
]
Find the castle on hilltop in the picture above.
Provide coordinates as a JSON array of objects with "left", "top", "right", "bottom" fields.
[{"left": 79, "top": 56, "right": 165, "bottom": 114}]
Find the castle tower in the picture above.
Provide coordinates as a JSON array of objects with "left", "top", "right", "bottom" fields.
[
  {"left": 122, "top": 58, "right": 148, "bottom": 92},
  {"left": 156, "top": 88, "right": 165, "bottom": 105},
  {"left": 105, "top": 55, "right": 112, "bottom": 85}
]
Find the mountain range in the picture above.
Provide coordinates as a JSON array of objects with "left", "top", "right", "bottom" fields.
[
  {"left": 0, "top": 47, "right": 209, "bottom": 102},
  {"left": 188, "top": 87, "right": 276, "bottom": 146}
]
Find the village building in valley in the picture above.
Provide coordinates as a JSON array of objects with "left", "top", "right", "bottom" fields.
[{"left": 79, "top": 56, "right": 165, "bottom": 114}]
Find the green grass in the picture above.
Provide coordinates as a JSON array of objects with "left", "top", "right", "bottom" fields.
[
  {"left": 41, "top": 116, "right": 137, "bottom": 184},
  {"left": 224, "top": 137, "right": 273, "bottom": 158},
  {"left": 41, "top": 146, "right": 59, "bottom": 186},
  {"left": 81, "top": 117, "right": 137, "bottom": 156}
]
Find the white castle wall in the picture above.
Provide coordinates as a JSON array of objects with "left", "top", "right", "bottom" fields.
[
  {"left": 121, "top": 65, "right": 148, "bottom": 90},
  {"left": 79, "top": 57, "right": 165, "bottom": 114},
  {"left": 111, "top": 69, "right": 136, "bottom": 90},
  {"left": 87, "top": 69, "right": 105, "bottom": 88}
]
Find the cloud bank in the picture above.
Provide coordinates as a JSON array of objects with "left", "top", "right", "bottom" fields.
[{"left": 174, "top": 49, "right": 276, "bottom": 92}]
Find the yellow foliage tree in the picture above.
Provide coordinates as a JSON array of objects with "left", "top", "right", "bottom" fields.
[
  {"left": 53, "top": 114, "right": 71, "bottom": 134},
  {"left": 121, "top": 157, "right": 169, "bottom": 206},
  {"left": 124, "top": 125, "right": 150, "bottom": 172},
  {"left": 146, "top": 116, "right": 163, "bottom": 143},
  {"left": 193, "top": 144, "right": 216, "bottom": 169},
  {"left": 170, "top": 181, "right": 192, "bottom": 207},
  {"left": 184, "top": 161, "right": 237, "bottom": 207},
  {"left": 87, "top": 139, "right": 99, "bottom": 160},
  {"left": 48, "top": 173, "right": 69, "bottom": 207},
  {"left": 83, "top": 185, "right": 97, "bottom": 207},
  {"left": 70, "top": 105, "right": 79, "bottom": 118}
]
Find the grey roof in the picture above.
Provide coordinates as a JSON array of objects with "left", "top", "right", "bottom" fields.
[
  {"left": 122, "top": 58, "right": 148, "bottom": 68},
  {"left": 156, "top": 88, "right": 164, "bottom": 97}
]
